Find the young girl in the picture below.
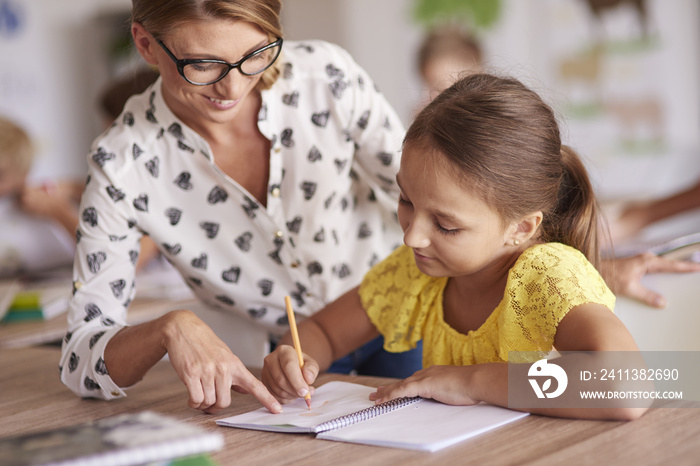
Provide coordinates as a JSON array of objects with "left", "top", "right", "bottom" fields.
[
  {"left": 262, "top": 73, "right": 646, "bottom": 420},
  {"left": 0, "top": 116, "right": 80, "bottom": 276}
]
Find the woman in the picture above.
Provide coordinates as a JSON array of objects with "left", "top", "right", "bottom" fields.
[{"left": 60, "top": 0, "right": 415, "bottom": 413}]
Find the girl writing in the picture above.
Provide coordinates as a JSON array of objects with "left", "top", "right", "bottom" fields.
[{"left": 262, "top": 73, "right": 646, "bottom": 420}]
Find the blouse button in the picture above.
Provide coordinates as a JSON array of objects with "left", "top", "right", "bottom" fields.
[
  {"left": 74, "top": 281, "right": 83, "bottom": 290},
  {"left": 274, "top": 147, "right": 281, "bottom": 154},
  {"left": 271, "top": 187, "right": 281, "bottom": 197},
  {"left": 274, "top": 230, "right": 284, "bottom": 238},
  {"left": 111, "top": 391, "right": 120, "bottom": 397},
  {"left": 290, "top": 261, "right": 300, "bottom": 268}
]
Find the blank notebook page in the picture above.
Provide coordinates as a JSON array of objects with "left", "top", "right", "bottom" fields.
[{"left": 317, "top": 399, "right": 529, "bottom": 452}]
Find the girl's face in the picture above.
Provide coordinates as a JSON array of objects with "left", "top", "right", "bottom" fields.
[
  {"left": 396, "top": 145, "right": 516, "bottom": 278},
  {"left": 146, "top": 19, "right": 270, "bottom": 129}
]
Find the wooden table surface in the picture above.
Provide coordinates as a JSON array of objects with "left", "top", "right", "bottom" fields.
[{"left": 1, "top": 346, "right": 699, "bottom": 465}]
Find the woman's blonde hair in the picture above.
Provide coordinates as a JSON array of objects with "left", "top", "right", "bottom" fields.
[
  {"left": 0, "top": 117, "right": 34, "bottom": 175},
  {"left": 131, "top": 0, "right": 283, "bottom": 90}
]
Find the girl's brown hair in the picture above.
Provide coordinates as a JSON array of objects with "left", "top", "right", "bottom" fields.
[
  {"left": 131, "top": 0, "right": 282, "bottom": 90},
  {"left": 404, "top": 73, "right": 602, "bottom": 268}
]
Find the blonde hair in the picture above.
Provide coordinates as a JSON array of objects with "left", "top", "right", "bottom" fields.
[
  {"left": 417, "top": 27, "right": 482, "bottom": 79},
  {"left": 0, "top": 117, "right": 34, "bottom": 175},
  {"left": 131, "top": 0, "right": 283, "bottom": 90}
]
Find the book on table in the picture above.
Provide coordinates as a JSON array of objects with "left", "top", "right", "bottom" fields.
[
  {"left": 0, "top": 279, "right": 20, "bottom": 322},
  {"left": 0, "top": 280, "right": 70, "bottom": 322},
  {"left": 0, "top": 411, "right": 224, "bottom": 466},
  {"left": 216, "top": 381, "right": 528, "bottom": 452}
]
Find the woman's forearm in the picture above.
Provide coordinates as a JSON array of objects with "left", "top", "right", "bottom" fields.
[{"left": 103, "top": 310, "right": 183, "bottom": 387}]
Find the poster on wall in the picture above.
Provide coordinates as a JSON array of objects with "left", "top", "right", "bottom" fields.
[
  {"left": 408, "top": 0, "right": 699, "bottom": 202},
  {"left": 0, "top": 0, "right": 110, "bottom": 183},
  {"left": 0, "top": 0, "right": 58, "bottom": 181},
  {"left": 536, "top": 0, "right": 700, "bottom": 201}
]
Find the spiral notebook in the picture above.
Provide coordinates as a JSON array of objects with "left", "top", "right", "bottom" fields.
[{"left": 216, "top": 381, "right": 528, "bottom": 452}]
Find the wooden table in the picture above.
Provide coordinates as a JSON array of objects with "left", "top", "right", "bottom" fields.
[{"left": 1, "top": 346, "right": 699, "bottom": 465}]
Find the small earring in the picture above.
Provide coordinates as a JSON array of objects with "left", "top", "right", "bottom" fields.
[{"left": 513, "top": 240, "right": 520, "bottom": 246}]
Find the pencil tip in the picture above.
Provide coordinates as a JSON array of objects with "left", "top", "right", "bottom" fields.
[{"left": 305, "top": 399, "right": 312, "bottom": 410}]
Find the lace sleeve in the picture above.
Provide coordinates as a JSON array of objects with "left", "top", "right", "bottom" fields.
[
  {"left": 359, "top": 246, "right": 444, "bottom": 352},
  {"left": 498, "top": 243, "right": 616, "bottom": 361}
]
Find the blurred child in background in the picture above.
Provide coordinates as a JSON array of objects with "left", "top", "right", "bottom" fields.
[
  {"left": 0, "top": 116, "right": 80, "bottom": 276},
  {"left": 1, "top": 70, "right": 162, "bottom": 277},
  {"left": 417, "top": 26, "right": 483, "bottom": 107}
]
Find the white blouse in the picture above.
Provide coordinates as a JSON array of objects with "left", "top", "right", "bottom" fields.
[{"left": 60, "top": 40, "right": 406, "bottom": 399}]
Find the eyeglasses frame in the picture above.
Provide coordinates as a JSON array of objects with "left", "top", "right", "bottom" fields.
[{"left": 156, "top": 36, "right": 284, "bottom": 86}]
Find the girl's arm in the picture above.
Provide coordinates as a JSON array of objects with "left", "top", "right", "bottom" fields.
[
  {"left": 261, "top": 285, "right": 380, "bottom": 403},
  {"left": 610, "top": 179, "right": 700, "bottom": 242},
  {"left": 371, "top": 302, "right": 649, "bottom": 421},
  {"left": 19, "top": 184, "right": 79, "bottom": 235}
]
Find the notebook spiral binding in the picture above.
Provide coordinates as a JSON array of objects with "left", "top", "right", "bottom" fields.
[{"left": 315, "top": 396, "right": 422, "bottom": 433}]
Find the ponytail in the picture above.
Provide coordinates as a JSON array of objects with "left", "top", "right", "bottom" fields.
[{"left": 540, "top": 145, "right": 601, "bottom": 268}]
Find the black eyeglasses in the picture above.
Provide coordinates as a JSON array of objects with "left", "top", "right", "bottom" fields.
[{"left": 156, "top": 37, "right": 283, "bottom": 86}]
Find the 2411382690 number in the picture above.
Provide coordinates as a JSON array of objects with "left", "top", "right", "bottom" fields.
[{"left": 598, "top": 368, "right": 679, "bottom": 381}]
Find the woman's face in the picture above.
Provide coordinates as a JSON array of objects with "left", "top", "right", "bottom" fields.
[{"left": 150, "top": 19, "right": 271, "bottom": 128}]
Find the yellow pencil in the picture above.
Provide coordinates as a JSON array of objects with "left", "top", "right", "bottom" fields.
[{"left": 284, "top": 295, "right": 312, "bottom": 410}]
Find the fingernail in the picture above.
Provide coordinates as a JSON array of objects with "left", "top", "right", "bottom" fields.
[
  {"left": 272, "top": 402, "right": 283, "bottom": 413},
  {"left": 299, "top": 388, "right": 308, "bottom": 397}
]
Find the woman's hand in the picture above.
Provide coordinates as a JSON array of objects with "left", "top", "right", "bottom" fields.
[
  {"left": 369, "top": 365, "right": 479, "bottom": 406},
  {"left": 161, "top": 310, "right": 282, "bottom": 414},
  {"left": 261, "top": 344, "right": 319, "bottom": 404}
]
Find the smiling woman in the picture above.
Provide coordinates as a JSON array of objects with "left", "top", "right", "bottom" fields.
[{"left": 59, "top": 0, "right": 419, "bottom": 413}]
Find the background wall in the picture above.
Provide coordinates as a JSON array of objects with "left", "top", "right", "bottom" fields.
[
  {"left": 1, "top": 0, "right": 698, "bottom": 206},
  {"left": 281, "top": 0, "right": 424, "bottom": 124}
]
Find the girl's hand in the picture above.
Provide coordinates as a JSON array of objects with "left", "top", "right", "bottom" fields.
[
  {"left": 19, "top": 184, "right": 69, "bottom": 218},
  {"left": 162, "top": 310, "right": 282, "bottom": 414},
  {"left": 261, "top": 344, "right": 319, "bottom": 404},
  {"left": 369, "top": 365, "right": 480, "bottom": 406}
]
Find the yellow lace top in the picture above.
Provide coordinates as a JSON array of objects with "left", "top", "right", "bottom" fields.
[{"left": 359, "top": 243, "right": 615, "bottom": 367}]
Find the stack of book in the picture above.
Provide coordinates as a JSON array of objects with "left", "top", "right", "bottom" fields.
[{"left": 0, "top": 280, "right": 70, "bottom": 323}]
